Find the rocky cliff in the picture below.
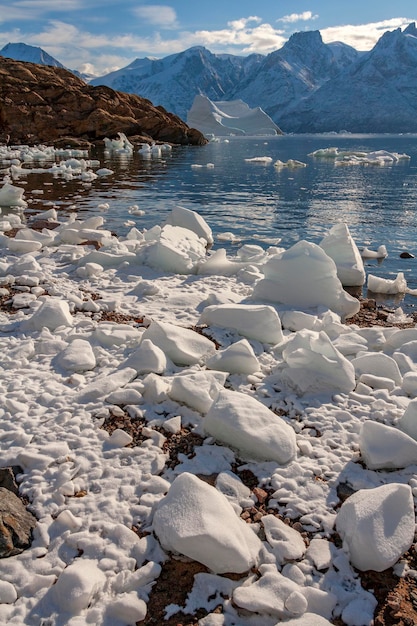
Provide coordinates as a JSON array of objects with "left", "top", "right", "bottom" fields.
[{"left": 0, "top": 57, "right": 206, "bottom": 146}]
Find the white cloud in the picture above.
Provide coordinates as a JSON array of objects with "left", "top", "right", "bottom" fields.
[
  {"left": 133, "top": 5, "right": 177, "bottom": 28},
  {"left": 279, "top": 11, "right": 318, "bottom": 24},
  {"left": 320, "top": 17, "right": 416, "bottom": 50}
]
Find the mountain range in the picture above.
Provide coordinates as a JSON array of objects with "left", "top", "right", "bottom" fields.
[{"left": 2, "top": 23, "right": 417, "bottom": 134}]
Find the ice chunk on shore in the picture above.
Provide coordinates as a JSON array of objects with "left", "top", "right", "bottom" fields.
[
  {"left": 367, "top": 272, "right": 407, "bottom": 294},
  {"left": 280, "top": 329, "right": 356, "bottom": 395},
  {"left": 122, "top": 339, "right": 168, "bottom": 374},
  {"left": 204, "top": 388, "right": 296, "bottom": 463},
  {"left": 55, "top": 338, "right": 96, "bottom": 372},
  {"left": 22, "top": 299, "right": 73, "bottom": 331},
  {"left": 319, "top": 223, "right": 365, "bottom": 286},
  {"left": 262, "top": 514, "right": 306, "bottom": 563},
  {"left": 336, "top": 483, "right": 415, "bottom": 571},
  {"left": 351, "top": 352, "right": 402, "bottom": 386},
  {"left": 199, "top": 303, "right": 283, "bottom": 344},
  {"left": 165, "top": 205, "right": 213, "bottom": 245},
  {"left": 141, "top": 320, "right": 216, "bottom": 365},
  {"left": 205, "top": 338, "right": 260, "bottom": 374},
  {"left": 153, "top": 472, "right": 262, "bottom": 574},
  {"left": 397, "top": 398, "right": 417, "bottom": 439},
  {"left": 0, "top": 182, "right": 27, "bottom": 207},
  {"left": 145, "top": 224, "right": 207, "bottom": 274},
  {"left": 253, "top": 240, "right": 360, "bottom": 319},
  {"left": 169, "top": 370, "right": 227, "bottom": 414},
  {"left": 360, "top": 420, "right": 417, "bottom": 469}
]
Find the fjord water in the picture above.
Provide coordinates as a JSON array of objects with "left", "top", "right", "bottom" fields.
[{"left": 27, "top": 133, "right": 417, "bottom": 309}]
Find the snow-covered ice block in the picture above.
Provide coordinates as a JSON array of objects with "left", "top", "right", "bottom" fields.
[
  {"left": 273, "top": 614, "right": 332, "bottom": 626},
  {"left": 351, "top": 352, "right": 402, "bottom": 386},
  {"left": 165, "top": 205, "right": 213, "bottom": 245},
  {"left": 215, "top": 471, "right": 252, "bottom": 508},
  {"left": 94, "top": 323, "right": 142, "bottom": 347},
  {"left": 262, "top": 514, "right": 306, "bottom": 564},
  {"left": 397, "top": 398, "right": 417, "bottom": 439},
  {"left": 52, "top": 559, "right": 106, "bottom": 613},
  {"left": 153, "top": 472, "right": 262, "bottom": 574},
  {"left": 336, "top": 483, "right": 415, "bottom": 571},
  {"left": 319, "top": 223, "right": 365, "bottom": 286},
  {"left": 105, "top": 593, "right": 147, "bottom": 623},
  {"left": 122, "top": 339, "right": 167, "bottom": 374},
  {"left": 367, "top": 272, "right": 407, "bottom": 294},
  {"left": 4, "top": 237, "right": 42, "bottom": 253},
  {"left": 142, "top": 320, "right": 216, "bottom": 365},
  {"left": 252, "top": 240, "right": 360, "bottom": 319},
  {"left": 233, "top": 564, "right": 306, "bottom": 619},
  {"left": 22, "top": 299, "right": 73, "bottom": 331},
  {"left": 280, "top": 329, "right": 356, "bottom": 395},
  {"left": 204, "top": 389, "right": 296, "bottom": 464},
  {"left": 205, "top": 338, "right": 260, "bottom": 374},
  {"left": 401, "top": 372, "right": 417, "bottom": 396},
  {"left": 360, "top": 420, "right": 417, "bottom": 469},
  {"left": 55, "top": 338, "right": 96, "bottom": 372},
  {"left": 199, "top": 303, "right": 283, "bottom": 344},
  {"left": 169, "top": 370, "right": 227, "bottom": 414}
]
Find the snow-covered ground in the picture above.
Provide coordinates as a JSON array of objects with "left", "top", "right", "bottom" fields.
[{"left": 0, "top": 143, "right": 417, "bottom": 626}]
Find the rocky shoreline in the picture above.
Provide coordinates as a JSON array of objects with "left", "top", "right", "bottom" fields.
[{"left": 0, "top": 57, "right": 207, "bottom": 146}]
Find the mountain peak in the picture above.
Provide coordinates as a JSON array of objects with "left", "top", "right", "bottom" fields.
[
  {"left": 0, "top": 42, "right": 64, "bottom": 68},
  {"left": 404, "top": 22, "right": 417, "bottom": 37}
]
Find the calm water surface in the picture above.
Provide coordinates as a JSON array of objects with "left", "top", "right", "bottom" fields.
[{"left": 19, "top": 133, "right": 417, "bottom": 311}]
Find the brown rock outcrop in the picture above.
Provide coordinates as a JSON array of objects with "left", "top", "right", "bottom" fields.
[{"left": 0, "top": 57, "right": 207, "bottom": 146}]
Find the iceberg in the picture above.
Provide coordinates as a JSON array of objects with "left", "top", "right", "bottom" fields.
[{"left": 187, "top": 94, "right": 282, "bottom": 137}]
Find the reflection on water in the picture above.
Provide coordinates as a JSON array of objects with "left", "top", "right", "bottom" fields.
[{"left": 6, "top": 133, "right": 417, "bottom": 311}]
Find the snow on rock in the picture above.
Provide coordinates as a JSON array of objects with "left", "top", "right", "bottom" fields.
[
  {"left": 252, "top": 240, "right": 360, "bottom": 319},
  {"left": 141, "top": 320, "right": 216, "bottom": 365},
  {"left": 152, "top": 472, "right": 262, "bottom": 573},
  {"left": 279, "top": 329, "right": 356, "bottom": 395},
  {"left": 199, "top": 303, "right": 283, "bottom": 344},
  {"left": 319, "top": 223, "right": 365, "bottom": 286},
  {"left": 262, "top": 514, "right": 306, "bottom": 564},
  {"left": 52, "top": 559, "right": 107, "bottom": 614},
  {"left": 205, "top": 338, "right": 260, "bottom": 374},
  {"left": 21, "top": 298, "right": 73, "bottom": 331},
  {"left": 336, "top": 483, "right": 415, "bottom": 572},
  {"left": 165, "top": 205, "right": 213, "bottom": 245},
  {"left": 204, "top": 388, "right": 297, "bottom": 463},
  {"left": 275, "top": 615, "right": 333, "bottom": 626},
  {"left": 360, "top": 420, "right": 417, "bottom": 469}
]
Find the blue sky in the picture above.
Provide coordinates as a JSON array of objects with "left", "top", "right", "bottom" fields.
[{"left": 0, "top": 0, "right": 416, "bottom": 76}]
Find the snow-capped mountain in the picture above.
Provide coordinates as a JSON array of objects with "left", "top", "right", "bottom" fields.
[
  {"left": 0, "top": 42, "right": 65, "bottom": 68},
  {"left": 5, "top": 23, "right": 417, "bottom": 133},
  {"left": 90, "top": 46, "right": 263, "bottom": 120},
  {"left": 0, "top": 42, "right": 92, "bottom": 81},
  {"left": 228, "top": 30, "right": 360, "bottom": 124},
  {"left": 278, "top": 22, "right": 417, "bottom": 133}
]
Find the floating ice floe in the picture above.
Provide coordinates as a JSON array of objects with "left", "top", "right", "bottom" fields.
[
  {"left": 103, "top": 132, "right": 134, "bottom": 154},
  {"left": 244, "top": 156, "right": 274, "bottom": 164},
  {"left": 360, "top": 244, "right": 388, "bottom": 259},
  {"left": 309, "top": 146, "right": 411, "bottom": 166},
  {"left": 274, "top": 159, "right": 307, "bottom": 168}
]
